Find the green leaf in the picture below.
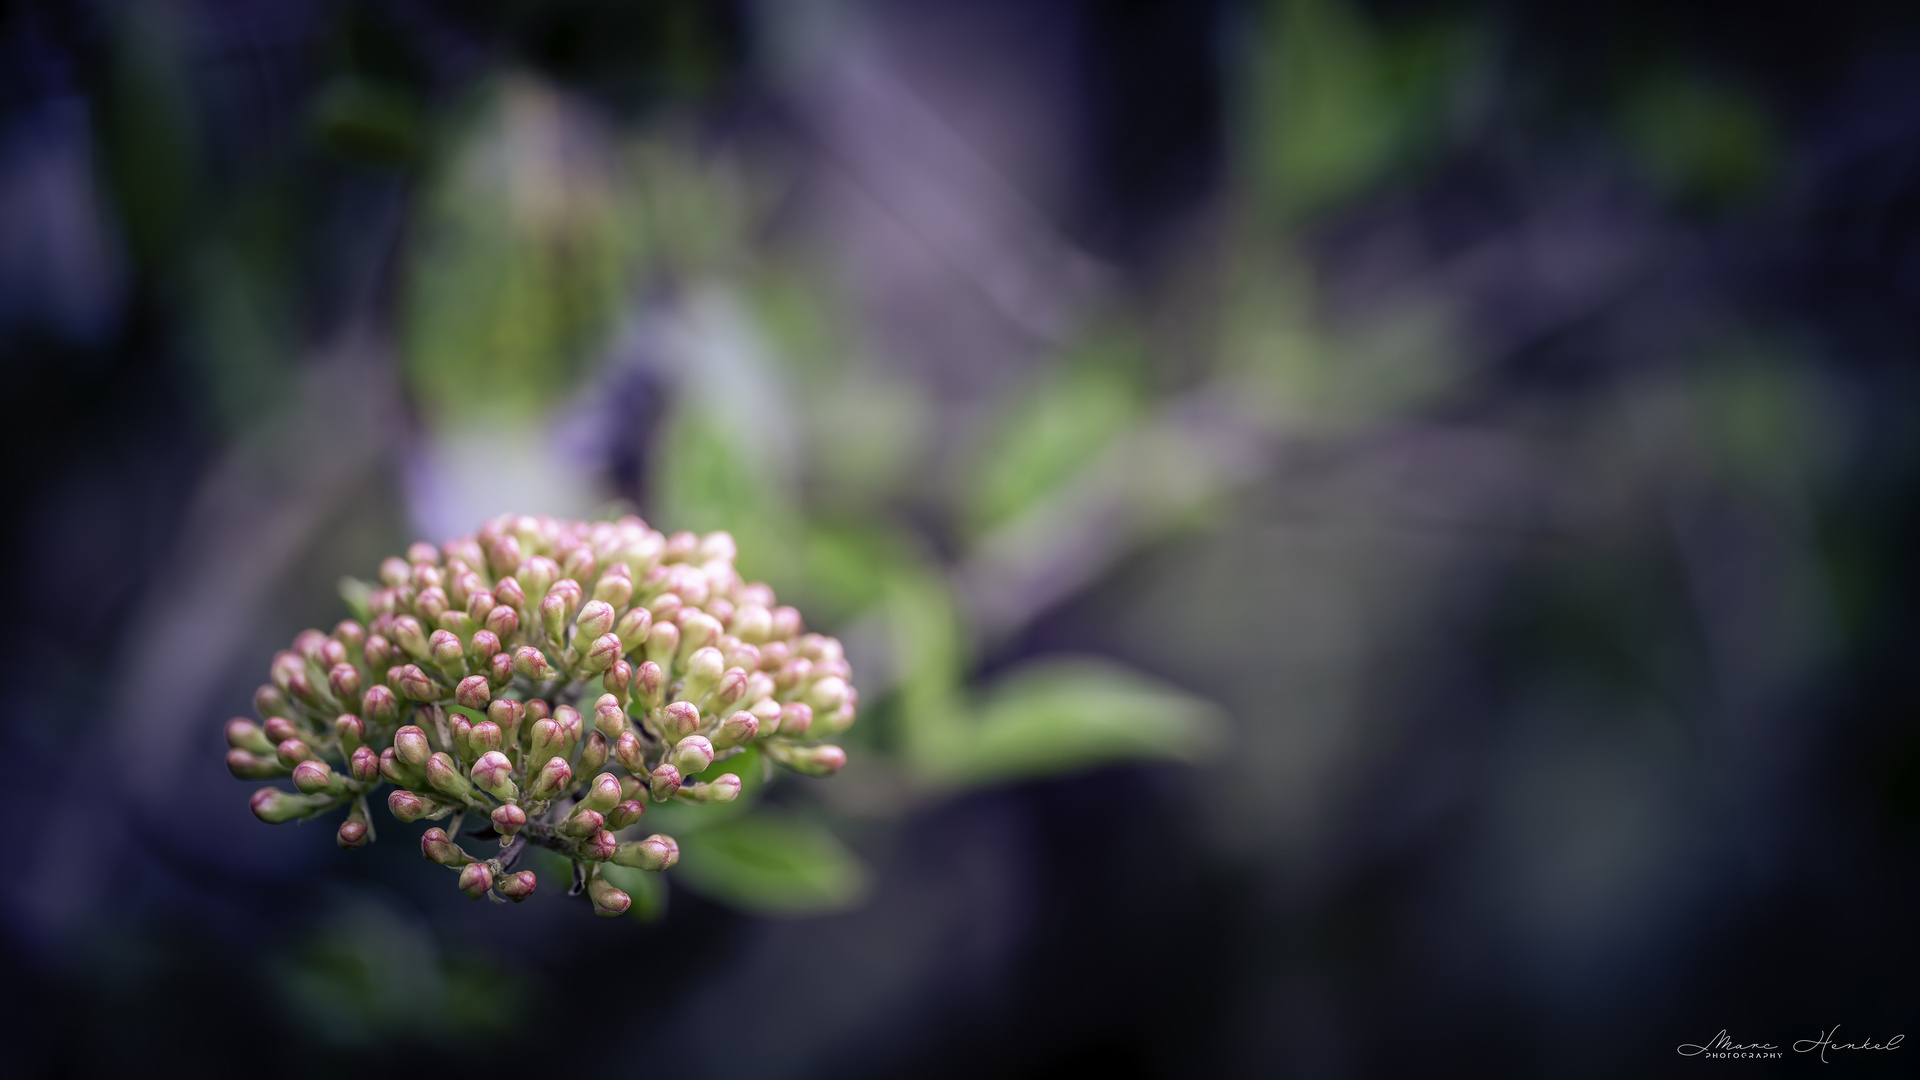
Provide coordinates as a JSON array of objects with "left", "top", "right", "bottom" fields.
[
  {"left": 672, "top": 813, "right": 870, "bottom": 917},
  {"left": 339, "top": 576, "right": 374, "bottom": 624},
  {"left": 924, "top": 657, "right": 1226, "bottom": 787}
]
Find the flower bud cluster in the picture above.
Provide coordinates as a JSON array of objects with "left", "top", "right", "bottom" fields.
[{"left": 230, "top": 514, "right": 855, "bottom": 914}]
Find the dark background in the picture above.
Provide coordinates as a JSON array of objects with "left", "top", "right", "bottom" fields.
[{"left": 2, "top": 0, "right": 1918, "bottom": 1075}]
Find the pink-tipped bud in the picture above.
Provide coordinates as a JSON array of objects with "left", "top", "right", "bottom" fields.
[
  {"left": 713, "top": 667, "right": 749, "bottom": 708},
  {"left": 778, "top": 702, "right": 813, "bottom": 739},
  {"left": 421, "top": 827, "right": 471, "bottom": 866},
  {"left": 499, "top": 870, "right": 537, "bottom": 902},
  {"left": 636, "top": 660, "right": 664, "bottom": 707},
  {"left": 587, "top": 874, "right": 631, "bottom": 916},
  {"left": 470, "top": 751, "right": 517, "bottom": 801},
  {"left": 715, "top": 711, "right": 759, "bottom": 748},
  {"left": 530, "top": 756, "right": 572, "bottom": 800},
  {"left": 555, "top": 705, "right": 584, "bottom": 748},
  {"left": 579, "top": 730, "right": 609, "bottom": 775},
  {"left": 276, "top": 738, "right": 314, "bottom": 768},
  {"left": 330, "top": 716, "right": 363, "bottom": 758},
  {"left": 251, "top": 787, "right": 329, "bottom": 824},
  {"left": 380, "top": 556, "right": 411, "bottom": 586},
  {"left": 362, "top": 684, "right": 399, "bottom": 724},
  {"left": 253, "top": 684, "right": 290, "bottom": 721},
  {"left": 458, "top": 862, "right": 494, "bottom": 899},
  {"left": 593, "top": 569, "right": 633, "bottom": 609},
  {"left": 671, "top": 735, "right": 714, "bottom": 777},
  {"left": 416, "top": 586, "right": 450, "bottom": 624},
  {"left": 363, "top": 634, "right": 396, "bottom": 672},
  {"left": 392, "top": 616, "right": 430, "bottom": 660},
  {"left": 333, "top": 619, "right": 367, "bottom": 653},
  {"left": 429, "top": 629, "right": 466, "bottom": 673},
  {"left": 592, "top": 696, "right": 628, "bottom": 740},
  {"left": 614, "top": 731, "right": 647, "bottom": 774},
  {"left": 649, "top": 763, "right": 682, "bottom": 801},
  {"left": 529, "top": 718, "right": 565, "bottom": 763},
  {"left": 406, "top": 540, "right": 440, "bottom": 567},
  {"left": 263, "top": 716, "right": 301, "bottom": 744},
  {"left": 448, "top": 714, "right": 474, "bottom": 760},
  {"left": 516, "top": 556, "right": 558, "bottom": 600},
  {"left": 469, "top": 720, "right": 503, "bottom": 754},
  {"left": 730, "top": 604, "right": 773, "bottom": 643},
  {"left": 679, "top": 612, "right": 724, "bottom": 658},
  {"left": 723, "top": 638, "right": 762, "bottom": 673},
  {"left": 581, "top": 829, "right": 617, "bottom": 861},
  {"left": 680, "top": 773, "right": 742, "bottom": 803},
  {"left": 584, "top": 772, "right": 624, "bottom": 813},
  {"left": 493, "top": 574, "right": 526, "bottom": 611},
  {"left": 605, "top": 659, "right": 634, "bottom": 705},
  {"left": 393, "top": 725, "right": 431, "bottom": 767},
  {"left": 777, "top": 658, "right": 813, "bottom": 692},
  {"left": 561, "top": 807, "right": 605, "bottom": 839},
  {"left": 643, "top": 621, "right": 680, "bottom": 669},
  {"left": 615, "top": 606, "right": 653, "bottom": 653},
  {"left": 488, "top": 650, "right": 514, "bottom": 688},
  {"left": 454, "top": 675, "right": 491, "bottom": 710},
  {"left": 491, "top": 802, "right": 527, "bottom": 838},
  {"left": 576, "top": 600, "right": 616, "bottom": 641},
  {"left": 327, "top": 663, "right": 362, "bottom": 703},
  {"left": 387, "top": 788, "right": 438, "bottom": 822},
  {"left": 336, "top": 817, "right": 369, "bottom": 849},
  {"left": 486, "top": 697, "right": 524, "bottom": 740},
  {"left": 607, "top": 799, "right": 646, "bottom": 830},
  {"left": 613, "top": 833, "right": 679, "bottom": 871},
  {"left": 804, "top": 675, "right": 850, "bottom": 713},
  {"left": 485, "top": 604, "right": 519, "bottom": 639},
  {"left": 513, "top": 646, "right": 558, "bottom": 682},
  {"left": 349, "top": 745, "right": 381, "bottom": 783},
  {"left": 487, "top": 536, "right": 523, "bottom": 578},
  {"left": 379, "top": 747, "right": 417, "bottom": 787},
  {"left": 468, "top": 628, "right": 501, "bottom": 662},
  {"left": 538, "top": 591, "right": 568, "bottom": 642},
  {"left": 424, "top": 752, "right": 474, "bottom": 801},
  {"left": 782, "top": 743, "right": 847, "bottom": 777},
  {"left": 226, "top": 749, "right": 286, "bottom": 779},
  {"left": 685, "top": 646, "right": 725, "bottom": 691},
  {"left": 390, "top": 664, "right": 437, "bottom": 701},
  {"left": 226, "top": 718, "right": 275, "bottom": 755},
  {"left": 582, "top": 632, "right": 623, "bottom": 675},
  {"left": 661, "top": 701, "right": 700, "bottom": 740}
]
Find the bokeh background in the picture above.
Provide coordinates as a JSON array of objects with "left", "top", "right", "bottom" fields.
[{"left": 3, "top": 0, "right": 1918, "bottom": 1075}]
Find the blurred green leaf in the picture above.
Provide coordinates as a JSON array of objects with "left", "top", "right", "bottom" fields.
[
  {"left": 314, "top": 77, "right": 421, "bottom": 162},
  {"left": 339, "top": 576, "right": 374, "bottom": 623},
  {"left": 923, "top": 658, "right": 1226, "bottom": 787},
  {"left": 1619, "top": 66, "right": 1774, "bottom": 207},
  {"left": 672, "top": 813, "right": 871, "bottom": 916},
  {"left": 965, "top": 344, "right": 1142, "bottom": 535}
]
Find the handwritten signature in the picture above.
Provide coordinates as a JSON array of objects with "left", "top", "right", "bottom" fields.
[{"left": 1678, "top": 1026, "right": 1903, "bottom": 1062}]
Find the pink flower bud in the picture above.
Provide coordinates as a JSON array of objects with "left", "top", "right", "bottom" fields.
[
  {"left": 254, "top": 684, "right": 290, "bottom": 720},
  {"left": 580, "top": 829, "right": 617, "bottom": 861},
  {"left": 581, "top": 632, "right": 622, "bottom": 675},
  {"left": 393, "top": 725, "right": 431, "bottom": 767},
  {"left": 485, "top": 603, "right": 519, "bottom": 639},
  {"left": 406, "top": 541, "right": 440, "bottom": 567},
  {"left": 333, "top": 714, "right": 365, "bottom": 755},
  {"left": 388, "top": 788, "right": 437, "bottom": 822},
  {"left": 455, "top": 675, "right": 491, "bottom": 710},
  {"left": 576, "top": 600, "right": 616, "bottom": 642},
  {"left": 390, "top": 664, "right": 437, "bottom": 701},
  {"left": 429, "top": 629, "right": 466, "bottom": 673},
  {"left": 605, "top": 659, "right": 634, "bottom": 705},
  {"left": 583, "top": 772, "right": 624, "bottom": 813},
  {"left": 612, "top": 833, "right": 679, "bottom": 872},
  {"left": 468, "top": 629, "right": 501, "bottom": 660},
  {"left": 392, "top": 616, "right": 429, "bottom": 660},
  {"left": 487, "top": 650, "right": 514, "bottom": 688},
  {"left": 226, "top": 718, "right": 275, "bottom": 755},
  {"left": 421, "top": 827, "right": 471, "bottom": 866},
  {"left": 227, "top": 749, "right": 286, "bottom": 779},
  {"left": 643, "top": 621, "right": 680, "bottom": 669},
  {"left": 251, "top": 787, "right": 329, "bottom": 824},
  {"left": 730, "top": 604, "right": 773, "bottom": 643},
  {"left": 336, "top": 817, "right": 369, "bottom": 849},
  {"left": 349, "top": 745, "right": 381, "bottom": 783},
  {"left": 362, "top": 684, "right": 399, "bottom": 725},
  {"left": 276, "top": 738, "right": 314, "bottom": 768},
  {"left": 516, "top": 556, "right": 558, "bottom": 602},
  {"left": 458, "top": 863, "right": 494, "bottom": 899},
  {"left": 470, "top": 751, "right": 517, "bottom": 800},
  {"left": 416, "top": 586, "right": 450, "bottom": 624},
  {"left": 513, "top": 646, "right": 557, "bottom": 681},
  {"left": 294, "top": 629, "right": 329, "bottom": 663},
  {"left": 614, "top": 731, "right": 647, "bottom": 774},
  {"left": 469, "top": 720, "right": 502, "bottom": 754},
  {"left": 593, "top": 569, "right": 633, "bottom": 609},
  {"left": 649, "top": 763, "right": 682, "bottom": 801},
  {"left": 491, "top": 802, "right": 526, "bottom": 838},
  {"left": 661, "top": 701, "right": 700, "bottom": 740},
  {"left": 493, "top": 575, "right": 526, "bottom": 611},
  {"left": 425, "top": 752, "right": 474, "bottom": 800},
  {"left": 680, "top": 773, "right": 741, "bottom": 803},
  {"left": 715, "top": 711, "right": 759, "bottom": 748},
  {"left": 531, "top": 756, "right": 572, "bottom": 800},
  {"left": 579, "top": 730, "right": 609, "bottom": 775},
  {"left": 587, "top": 875, "right": 630, "bottom": 917},
  {"left": 783, "top": 743, "right": 847, "bottom": 776},
  {"left": 778, "top": 702, "right": 813, "bottom": 739},
  {"left": 606, "top": 799, "right": 646, "bottom": 830},
  {"left": 560, "top": 807, "right": 605, "bottom": 839},
  {"left": 636, "top": 660, "right": 664, "bottom": 707},
  {"left": 263, "top": 717, "right": 301, "bottom": 744},
  {"left": 333, "top": 619, "right": 366, "bottom": 653},
  {"left": 593, "top": 696, "right": 628, "bottom": 740},
  {"left": 363, "top": 634, "right": 396, "bottom": 671},
  {"left": 714, "top": 667, "right": 749, "bottom": 708},
  {"left": 486, "top": 698, "right": 524, "bottom": 741},
  {"left": 671, "top": 735, "right": 714, "bottom": 777},
  {"left": 499, "top": 870, "right": 537, "bottom": 902},
  {"left": 487, "top": 535, "right": 522, "bottom": 577}
]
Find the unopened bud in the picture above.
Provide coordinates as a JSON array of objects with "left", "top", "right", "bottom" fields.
[
  {"left": 390, "top": 664, "right": 438, "bottom": 701},
  {"left": 606, "top": 799, "right": 646, "bottom": 830},
  {"left": 362, "top": 684, "right": 399, "bottom": 724},
  {"left": 528, "top": 718, "right": 564, "bottom": 764},
  {"left": 805, "top": 675, "right": 850, "bottom": 713},
  {"left": 327, "top": 663, "right": 362, "bottom": 702},
  {"left": 605, "top": 659, "right": 634, "bottom": 705},
  {"left": 469, "top": 720, "right": 503, "bottom": 754},
  {"left": 380, "top": 748, "right": 421, "bottom": 787},
  {"left": 406, "top": 540, "right": 440, "bottom": 566},
  {"left": 593, "top": 570, "right": 633, "bottom": 609},
  {"left": 429, "top": 629, "right": 467, "bottom": 675},
  {"left": 749, "top": 696, "right": 783, "bottom": 731},
  {"left": 465, "top": 587, "right": 495, "bottom": 623},
  {"left": 593, "top": 696, "right": 629, "bottom": 740},
  {"left": 538, "top": 591, "right": 568, "bottom": 642},
  {"left": 393, "top": 725, "right": 431, "bottom": 767},
  {"left": 730, "top": 604, "right": 773, "bottom": 643},
  {"left": 380, "top": 556, "right": 412, "bottom": 586},
  {"left": 251, "top": 787, "right": 331, "bottom": 824},
  {"left": 517, "top": 555, "right": 559, "bottom": 600},
  {"left": 576, "top": 600, "right": 616, "bottom": 642},
  {"left": 779, "top": 743, "right": 847, "bottom": 776},
  {"left": 636, "top": 661, "right": 664, "bottom": 707},
  {"left": 778, "top": 702, "right": 813, "bottom": 739},
  {"left": 715, "top": 711, "right": 759, "bottom": 748},
  {"left": 661, "top": 701, "right": 700, "bottom": 740},
  {"left": 387, "top": 788, "right": 441, "bottom": 822},
  {"left": 583, "top": 772, "right": 624, "bottom": 813},
  {"left": 530, "top": 756, "right": 572, "bottom": 800},
  {"left": 713, "top": 667, "right": 748, "bottom": 708},
  {"left": 254, "top": 684, "right": 290, "bottom": 720},
  {"left": 513, "top": 646, "right": 558, "bottom": 682},
  {"left": 612, "top": 833, "right": 679, "bottom": 871},
  {"left": 226, "top": 718, "right": 275, "bottom": 755},
  {"left": 561, "top": 807, "right": 605, "bottom": 838},
  {"left": 614, "top": 731, "right": 647, "bottom": 774},
  {"left": 679, "top": 773, "right": 742, "bottom": 803},
  {"left": 459, "top": 863, "right": 494, "bottom": 899},
  {"left": 499, "top": 870, "right": 537, "bottom": 902},
  {"left": 264, "top": 717, "right": 301, "bottom": 744},
  {"left": 333, "top": 619, "right": 367, "bottom": 654},
  {"left": 555, "top": 705, "right": 584, "bottom": 751},
  {"left": 493, "top": 574, "right": 527, "bottom": 611},
  {"left": 392, "top": 616, "right": 429, "bottom": 660},
  {"left": 722, "top": 638, "right": 762, "bottom": 673},
  {"left": 577, "top": 729, "right": 607, "bottom": 774},
  {"left": 470, "top": 751, "right": 518, "bottom": 801},
  {"left": 777, "top": 658, "right": 813, "bottom": 692},
  {"left": 643, "top": 621, "right": 680, "bottom": 669},
  {"left": 468, "top": 628, "right": 501, "bottom": 661},
  {"left": 336, "top": 815, "right": 370, "bottom": 850},
  {"left": 329, "top": 713, "right": 362, "bottom": 754},
  {"left": 614, "top": 606, "right": 652, "bottom": 654},
  {"left": 454, "top": 675, "right": 491, "bottom": 710},
  {"left": 227, "top": 749, "right": 286, "bottom": 779},
  {"left": 486, "top": 698, "right": 524, "bottom": 742},
  {"left": 488, "top": 650, "right": 514, "bottom": 688},
  {"left": 276, "top": 738, "right": 314, "bottom": 768},
  {"left": 487, "top": 535, "right": 523, "bottom": 577},
  {"left": 416, "top": 586, "right": 449, "bottom": 624},
  {"left": 425, "top": 753, "right": 474, "bottom": 800},
  {"left": 292, "top": 759, "right": 341, "bottom": 795},
  {"left": 671, "top": 735, "right": 714, "bottom": 776},
  {"left": 349, "top": 745, "right": 381, "bottom": 783},
  {"left": 581, "top": 829, "right": 617, "bottom": 861},
  {"left": 587, "top": 874, "right": 630, "bottom": 917},
  {"left": 363, "top": 634, "right": 396, "bottom": 671},
  {"left": 679, "top": 612, "right": 723, "bottom": 657},
  {"left": 582, "top": 632, "right": 623, "bottom": 675},
  {"left": 485, "top": 604, "right": 519, "bottom": 639},
  {"left": 649, "top": 763, "right": 682, "bottom": 801},
  {"left": 491, "top": 802, "right": 526, "bottom": 838},
  {"left": 421, "top": 827, "right": 471, "bottom": 866},
  {"left": 684, "top": 646, "right": 725, "bottom": 695}
]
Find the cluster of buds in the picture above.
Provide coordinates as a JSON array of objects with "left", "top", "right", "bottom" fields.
[{"left": 230, "top": 514, "right": 855, "bottom": 915}]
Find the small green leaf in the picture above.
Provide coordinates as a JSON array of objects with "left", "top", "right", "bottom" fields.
[
  {"left": 339, "top": 576, "right": 374, "bottom": 624},
  {"left": 925, "top": 657, "right": 1226, "bottom": 787},
  {"left": 672, "top": 813, "right": 870, "bottom": 917}
]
